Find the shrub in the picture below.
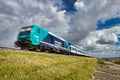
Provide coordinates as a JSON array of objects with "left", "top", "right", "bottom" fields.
[
  {"left": 114, "top": 60, "right": 120, "bottom": 65},
  {"left": 97, "top": 59, "right": 105, "bottom": 65}
]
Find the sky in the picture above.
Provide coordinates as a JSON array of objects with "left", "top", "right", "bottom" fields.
[{"left": 0, "top": 0, "right": 120, "bottom": 58}]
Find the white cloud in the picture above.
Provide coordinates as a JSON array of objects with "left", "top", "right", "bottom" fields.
[
  {"left": 80, "top": 26, "right": 120, "bottom": 57},
  {"left": 75, "top": 0, "right": 85, "bottom": 10},
  {"left": 64, "top": 0, "right": 120, "bottom": 44}
]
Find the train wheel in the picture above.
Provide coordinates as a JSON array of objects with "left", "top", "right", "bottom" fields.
[
  {"left": 49, "top": 48, "right": 53, "bottom": 53},
  {"left": 36, "top": 46, "right": 42, "bottom": 52}
]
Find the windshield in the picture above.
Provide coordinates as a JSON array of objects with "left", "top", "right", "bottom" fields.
[
  {"left": 20, "top": 26, "right": 32, "bottom": 32},
  {"left": 19, "top": 26, "right": 32, "bottom": 35}
]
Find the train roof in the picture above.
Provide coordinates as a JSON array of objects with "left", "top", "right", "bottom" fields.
[
  {"left": 33, "top": 24, "right": 70, "bottom": 43},
  {"left": 49, "top": 32, "right": 66, "bottom": 42},
  {"left": 21, "top": 26, "right": 33, "bottom": 29}
]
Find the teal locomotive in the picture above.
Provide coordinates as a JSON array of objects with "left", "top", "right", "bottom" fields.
[{"left": 15, "top": 25, "right": 86, "bottom": 55}]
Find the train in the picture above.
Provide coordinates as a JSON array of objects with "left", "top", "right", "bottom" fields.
[{"left": 15, "top": 25, "right": 87, "bottom": 56}]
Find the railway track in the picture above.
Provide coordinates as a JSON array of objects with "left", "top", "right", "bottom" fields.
[
  {"left": 0, "top": 47, "right": 21, "bottom": 51},
  {"left": 0, "top": 47, "right": 91, "bottom": 57}
]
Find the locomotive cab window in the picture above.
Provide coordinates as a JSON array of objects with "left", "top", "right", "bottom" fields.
[
  {"left": 20, "top": 27, "right": 32, "bottom": 32},
  {"left": 19, "top": 26, "right": 32, "bottom": 35},
  {"left": 20, "top": 28, "right": 26, "bottom": 32}
]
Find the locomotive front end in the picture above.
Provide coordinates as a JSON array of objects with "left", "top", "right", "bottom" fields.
[{"left": 15, "top": 26, "right": 33, "bottom": 50}]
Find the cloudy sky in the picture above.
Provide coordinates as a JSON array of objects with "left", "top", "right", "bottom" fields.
[{"left": 0, "top": 0, "right": 120, "bottom": 57}]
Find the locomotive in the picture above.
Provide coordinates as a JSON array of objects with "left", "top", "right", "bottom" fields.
[{"left": 15, "top": 25, "right": 86, "bottom": 56}]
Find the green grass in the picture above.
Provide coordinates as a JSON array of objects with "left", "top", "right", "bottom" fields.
[{"left": 0, "top": 49, "right": 97, "bottom": 80}]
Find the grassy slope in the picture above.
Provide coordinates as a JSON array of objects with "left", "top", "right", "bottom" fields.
[{"left": 0, "top": 49, "right": 97, "bottom": 80}]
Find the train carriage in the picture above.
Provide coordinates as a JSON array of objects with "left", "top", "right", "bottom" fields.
[{"left": 15, "top": 24, "right": 87, "bottom": 56}]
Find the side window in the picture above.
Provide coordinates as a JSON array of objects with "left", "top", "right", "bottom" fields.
[{"left": 37, "top": 29, "right": 40, "bottom": 33}]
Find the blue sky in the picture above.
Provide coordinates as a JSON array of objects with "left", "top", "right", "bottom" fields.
[
  {"left": 97, "top": 17, "right": 120, "bottom": 30},
  {"left": 62, "top": 0, "right": 77, "bottom": 11},
  {"left": 0, "top": 0, "right": 120, "bottom": 57}
]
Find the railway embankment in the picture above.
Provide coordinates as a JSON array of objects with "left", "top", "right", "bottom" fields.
[{"left": 0, "top": 48, "right": 97, "bottom": 80}]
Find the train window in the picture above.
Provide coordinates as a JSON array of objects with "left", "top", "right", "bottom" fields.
[
  {"left": 26, "top": 27, "right": 32, "bottom": 31},
  {"left": 62, "top": 41, "right": 64, "bottom": 47},
  {"left": 37, "top": 29, "right": 40, "bottom": 33},
  {"left": 20, "top": 29, "right": 26, "bottom": 32},
  {"left": 20, "top": 27, "right": 32, "bottom": 32}
]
